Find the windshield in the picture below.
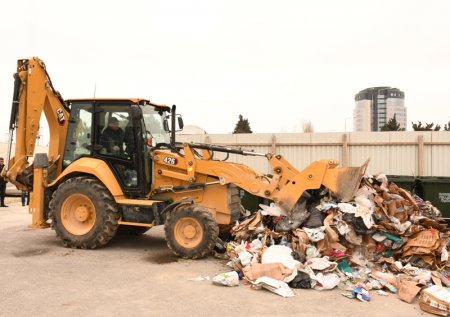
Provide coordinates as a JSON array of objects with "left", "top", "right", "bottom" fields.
[{"left": 140, "top": 105, "right": 170, "bottom": 144}]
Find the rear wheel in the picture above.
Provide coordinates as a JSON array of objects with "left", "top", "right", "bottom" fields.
[
  {"left": 164, "top": 204, "right": 218, "bottom": 259},
  {"left": 49, "top": 176, "right": 120, "bottom": 249}
]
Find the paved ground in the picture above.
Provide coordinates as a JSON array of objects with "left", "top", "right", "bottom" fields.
[{"left": 0, "top": 200, "right": 431, "bottom": 317}]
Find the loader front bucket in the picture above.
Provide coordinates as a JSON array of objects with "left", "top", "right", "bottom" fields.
[{"left": 322, "top": 159, "right": 369, "bottom": 202}]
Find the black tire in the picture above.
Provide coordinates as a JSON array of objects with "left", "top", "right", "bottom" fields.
[
  {"left": 164, "top": 204, "right": 218, "bottom": 259},
  {"left": 48, "top": 176, "right": 120, "bottom": 249}
]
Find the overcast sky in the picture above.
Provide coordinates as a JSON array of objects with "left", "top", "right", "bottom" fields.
[{"left": 1, "top": 0, "right": 449, "bottom": 143}]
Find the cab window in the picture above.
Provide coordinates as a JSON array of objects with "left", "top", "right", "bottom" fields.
[{"left": 63, "top": 103, "right": 93, "bottom": 166}]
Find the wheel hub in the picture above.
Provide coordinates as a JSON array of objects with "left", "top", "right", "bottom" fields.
[
  {"left": 75, "top": 206, "right": 89, "bottom": 222},
  {"left": 174, "top": 217, "right": 203, "bottom": 248},
  {"left": 61, "top": 193, "right": 96, "bottom": 235},
  {"left": 183, "top": 225, "right": 197, "bottom": 239}
]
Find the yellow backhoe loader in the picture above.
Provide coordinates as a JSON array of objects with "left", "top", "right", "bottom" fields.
[{"left": 3, "top": 57, "right": 368, "bottom": 258}]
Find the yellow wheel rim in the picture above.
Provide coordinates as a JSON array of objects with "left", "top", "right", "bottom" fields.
[
  {"left": 61, "top": 193, "right": 96, "bottom": 235},
  {"left": 174, "top": 217, "right": 203, "bottom": 248}
]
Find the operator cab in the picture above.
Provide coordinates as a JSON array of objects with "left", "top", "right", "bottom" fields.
[{"left": 62, "top": 98, "right": 171, "bottom": 197}]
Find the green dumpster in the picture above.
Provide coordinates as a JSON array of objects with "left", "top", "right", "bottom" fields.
[
  {"left": 414, "top": 177, "right": 450, "bottom": 218},
  {"left": 386, "top": 175, "right": 416, "bottom": 192},
  {"left": 239, "top": 189, "right": 266, "bottom": 213}
]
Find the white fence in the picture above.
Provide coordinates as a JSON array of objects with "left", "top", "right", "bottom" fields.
[
  {"left": 2, "top": 131, "right": 449, "bottom": 177},
  {"left": 177, "top": 131, "right": 450, "bottom": 177}
]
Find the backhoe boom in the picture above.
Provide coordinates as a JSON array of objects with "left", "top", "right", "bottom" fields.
[{"left": 4, "top": 57, "right": 69, "bottom": 189}]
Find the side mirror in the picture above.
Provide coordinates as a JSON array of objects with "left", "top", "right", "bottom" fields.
[
  {"left": 163, "top": 114, "right": 183, "bottom": 132},
  {"left": 177, "top": 115, "right": 184, "bottom": 130}
]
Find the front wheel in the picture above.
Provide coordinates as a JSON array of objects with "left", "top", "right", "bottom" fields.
[
  {"left": 164, "top": 204, "right": 218, "bottom": 259},
  {"left": 49, "top": 176, "right": 120, "bottom": 249}
]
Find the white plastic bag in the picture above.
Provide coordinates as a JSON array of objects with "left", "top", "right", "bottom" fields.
[
  {"left": 259, "top": 203, "right": 287, "bottom": 217},
  {"left": 262, "top": 245, "right": 300, "bottom": 270},
  {"left": 238, "top": 250, "right": 253, "bottom": 267},
  {"left": 338, "top": 203, "right": 357, "bottom": 214},
  {"left": 212, "top": 271, "right": 239, "bottom": 287},
  {"left": 313, "top": 272, "right": 340, "bottom": 290},
  {"left": 252, "top": 276, "right": 295, "bottom": 298}
]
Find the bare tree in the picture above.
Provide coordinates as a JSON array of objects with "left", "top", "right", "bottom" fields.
[{"left": 302, "top": 120, "right": 314, "bottom": 133}]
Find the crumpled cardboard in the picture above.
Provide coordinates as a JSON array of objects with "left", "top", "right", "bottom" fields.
[
  {"left": 291, "top": 228, "right": 309, "bottom": 255},
  {"left": 324, "top": 213, "right": 340, "bottom": 242},
  {"left": 402, "top": 229, "right": 440, "bottom": 257},
  {"left": 433, "top": 271, "right": 450, "bottom": 288},
  {"left": 420, "top": 285, "right": 450, "bottom": 316},
  {"left": 397, "top": 278, "right": 421, "bottom": 303},
  {"left": 398, "top": 187, "right": 419, "bottom": 212},
  {"left": 243, "top": 263, "right": 294, "bottom": 282},
  {"left": 233, "top": 212, "right": 263, "bottom": 241},
  {"left": 227, "top": 173, "right": 450, "bottom": 307},
  {"left": 306, "top": 257, "right": 337, "bottom": 271},
  {"left": 419, "top": 301, "right": 450, "bottom": 317},
  {"left": 372, "top": 270, "right": 398, "bottom": 288}
]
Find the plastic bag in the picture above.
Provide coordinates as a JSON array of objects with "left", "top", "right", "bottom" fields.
[
  {"left": 313, "top": 272, "right": 340, "bottom": 290},
  {"left": 237, "top": 250, "right": 253, "bottom": 267},
  {"left": 289, "top": 271, "right": 312, "bottom": 289},
  {"left": 259, "top": 203, "right": 286, "bottom": 217},
  {"left": 212, "top": 271, "right": 240, "bottom": 287},
  {"left": 302, "top": 206, "right": 326, "bottom": 228},
  {"left": 262, "top": 245, "right": 300, "bottom": 270},
  {"left": 252, "top": 276, "right": 295, "bottom": 297},
  {"left": 338, "top": 203, "right": 357, "bottom": 214}
]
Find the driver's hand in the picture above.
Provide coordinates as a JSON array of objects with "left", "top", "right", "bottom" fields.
[{"left": 112, "top": 145, "right": 120, "bottom": 152}]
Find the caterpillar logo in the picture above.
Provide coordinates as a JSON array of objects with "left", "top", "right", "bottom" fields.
[{"left": 56, "top": 108, "right": 65, "bottom": 126}]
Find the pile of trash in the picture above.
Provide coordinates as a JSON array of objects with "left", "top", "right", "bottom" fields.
[{"left": 212, "top": 174, "right": 450, "bottom": 315}]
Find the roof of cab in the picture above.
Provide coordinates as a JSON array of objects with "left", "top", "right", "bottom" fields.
[{"left": 65, "top": 98, "right": 170, "bottom": 110}]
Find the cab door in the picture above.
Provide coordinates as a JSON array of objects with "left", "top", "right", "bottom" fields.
[
  {"left": 62, "top": 101, "right": 94, "bottom": 167},
  {"left": 93, "top": 102, "right": 146, "bottom": 197}
]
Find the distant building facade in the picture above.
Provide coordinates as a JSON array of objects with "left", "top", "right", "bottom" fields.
[{"left": 354, "top": 87, "right": 406, "bottom": 131}]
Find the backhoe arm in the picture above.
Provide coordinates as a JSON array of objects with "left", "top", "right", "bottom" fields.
[
  {"left": 154, "top": 144, "right": 368, "bottom": 212},
  {"left": 4, "top": 57, "right": 69, "bottom": 189}
]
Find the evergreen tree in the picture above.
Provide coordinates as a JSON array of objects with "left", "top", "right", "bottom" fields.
[
  {"left": 444, "top": 121, "right": 450, "bottom": 131},
  {"left": 232, "top": 114, "right": 253, "bottom": 134},
  {"left": 411, "top": 121, "right": 441, "bottom": 131},
  {"left": 381, "top": 114, "right": 404, "bottom": 131}
]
